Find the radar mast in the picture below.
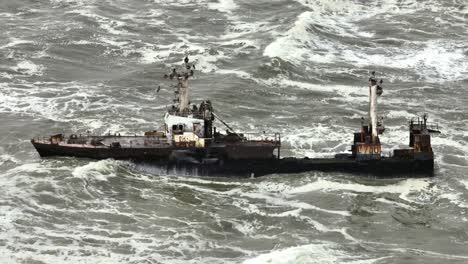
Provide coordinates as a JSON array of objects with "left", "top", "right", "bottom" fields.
[
  {"left": 368, "top": 71, "right": 383, "bottom": 142},
  {"left": 164, "top": 56, "right": 195, "bottom": 115}
]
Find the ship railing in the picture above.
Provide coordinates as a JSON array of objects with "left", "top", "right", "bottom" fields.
[
  {"left": 32, "top": 136, "right": 62, "bottom": 143},
  {"left": 32, "top": 136, "right": 51, "bottom": 143},
  {"left": 360, "top": 117, "right": 385, "bottom": 128},
  {"left": 425, "top": 122, "right": 441, "bottom": 132},
  {"left": 72, "top": 134, "right": 167, "bottom": 140},
  {"left": 409, "top": 121, "right": 441, "bottom": 133},
  {"left": 89, "top": 136, "right": 173, "bottom": 148},
  {"left": 241, "top": 132, "right": 281, "bottom": 144},
  {"left": 167, "top": 109, "right": 204, "bottom": 119},
  {"left": 33, "top": 134, "right": 173, "bottom": 147}
]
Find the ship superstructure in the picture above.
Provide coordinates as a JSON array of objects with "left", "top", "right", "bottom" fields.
[
  {"left": 32, "top": 57, "right": 281, "bottom": 166},
  {"left": 349, "top": 73, "right": 439, "bottom": 164}
]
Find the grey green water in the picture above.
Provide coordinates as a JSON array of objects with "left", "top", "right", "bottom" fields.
[{"left": 0, "top": 0, "right": 467, "bottom": 263}]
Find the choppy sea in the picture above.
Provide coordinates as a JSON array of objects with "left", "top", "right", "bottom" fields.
[{"left": 1, "top": 0, "right": 467, "bottom": 263}]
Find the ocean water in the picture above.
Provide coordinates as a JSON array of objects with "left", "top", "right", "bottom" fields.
[{"left": 0, "top": 0, "right": 467, "bottom": 263}]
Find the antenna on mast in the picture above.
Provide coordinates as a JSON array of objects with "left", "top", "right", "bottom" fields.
[{"left": 163, "top": 56, "right": 196, "bottom": 115}]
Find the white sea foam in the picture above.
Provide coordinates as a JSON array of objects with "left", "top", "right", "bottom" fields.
[
  {"left": 0, "top": 72, "right": 14, "bottom": 80},
  {"left": 385, "top": 110, "right": 414, "bottom": 119},
  {"left": 375, "top": 197, "right": 416, "bottom": 210},
  {"left": 221, "top": 20, "right": 271, "bottom": 41},
  {"left": 72, "top": 159, "right": 119, "bottom": 181},
  {"left": 135, "top": 40, "right": 227, "bottom": 73},
  {"left": 244, "top": 242, "right": 385, "bottom": 264},
  {"left": 432, "top": 137, "right": 468, "bottom": 161},
  {"left": 389, "top": 247, "right": 468, "bottom": 261},
  {"left": 8, "top": 162, "right": 53, "bottom": 174},
  {"left": 268, "top": 78, "right": 366, "bottom": 97},
  {"left": 66, "top": 8, "right": 135, "bottom": 36},
  {"left": 4, "top": 161, "right": 73, "bottom": 179},
  {"left": 287, "top": 178, "right": 425, "bottom": 194},
  {"left": 98, "top": 36, "right": 130, "bottom": 47},
  {"left": 279, "top": 124, "right": 351, "bottom": 158},
  {"left": 11, "top": 60, "right": 45, "bottom": 76},
  {"left": 0, "top": 154, "right": 19, "bottom": 166},
  {"left": 0, "top": 80, "right": 151, "bottom": 132},
  {"left": 207, "top": 0, "right": 238, "bottom": 13},
  {"left": 137, "top": 46, "right": 170, "bottom": 64},
  {"left": 49, "top": 0, "right": 93, "bottom": 5},
  {"left": 271, "top": 25, "right": 465, "bottom": 81},
  {"left": 230, "top": 194, "right": 354, "bottom": 241},
  {"left": 0, "top": 38, "right": 34, "bottom": 49},
  {"left": 264, "top": 1, "right": 468, "bottom": 82},
  {"left": 439, "top": 190, "right": 468, "bottom": 209},
  {"left": 239, "top": 191, "right": 350, "bottom": 216},
  {"left": 232, "top": 219, "right": 260, "bottom": 236},
  {"left": 214, "top": 69, "right": 367, "bottom": 102},
  {"left": 171, "top": 175, "right": 253, "bottom": 187},
  {"left": 344, "top": 40, "right": 468, "bottom": 82},
  {"left": 461, "top": 181, "right": 468, "bottom": 190},
  {"left": 0, "top": 206, "right": 23, "bottom": 231},
  {"left": 264, "top": 12, "right": 336, "bottom": 64},
  {"left": 147, "top": 0, "right": 205, "bottom": 7},
  {"left": 189, "top": 52, "right": 226, "bottom": 73},
  {"left": 287, "top": 178, "right": 434, "bottom": 204},
  {"left": 0, "top": 12, "right": 17, "bottom": 19}
]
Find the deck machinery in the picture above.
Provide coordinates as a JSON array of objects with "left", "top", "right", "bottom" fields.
[{"left": 31, "top": 58, "right": 440, "bottom": 177}]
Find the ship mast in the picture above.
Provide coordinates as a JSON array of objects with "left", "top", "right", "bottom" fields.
[
  {"left": 368, "top": 71, "right": 383, "bottom": 142},
  {"left": 164, "top": 56, "right": 195, "bottom": 115},
  {"left": 351, "top": 73, "right": 385, "bottom": 160}
]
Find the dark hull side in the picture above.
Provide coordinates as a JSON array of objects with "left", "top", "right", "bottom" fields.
[
  {"left": 32, "top": 141, "right": 173, "bottom": 160},
  {"left": 32, "top": 142, "right": 434, "bottom": 177},
  {"left": 154, "top": 158, "right": 433, "bottom": 177},
  {"left": 31, "top": 140, "right": 278, "bottom": 161}
]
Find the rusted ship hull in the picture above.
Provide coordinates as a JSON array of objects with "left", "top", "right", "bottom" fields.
[
  {"left": 31, "top": 140, "right": 278, "bottom": 162},
  {"left": 31, "top": 141, "right": 173, "bottom": 160},
  {"left": 32, "top": 141, "right": 434, "bottom": 177},
  {"left": 161, "top": 158, "right": 434, "bottom": 177}
]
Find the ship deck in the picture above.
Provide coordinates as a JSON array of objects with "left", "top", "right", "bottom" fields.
[
  {"left": 32, "top": 135, "right": 279, "bottom": 148},
  {"left": 33, "top": 136, "right": 171, "bottom": 148}
]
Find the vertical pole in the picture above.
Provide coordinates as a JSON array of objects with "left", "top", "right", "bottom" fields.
[
  {"left": 275, "top": 134, "right": 281, "bottom": 159},
  {"left": 370, "top": 85, "right": 378, "bottom": 141},
  {"left": 178, "top": 77, "right": 189, "bottom": 112},
  {"left": 368, "top": 85, "right": 371, "bottom": 131}
]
